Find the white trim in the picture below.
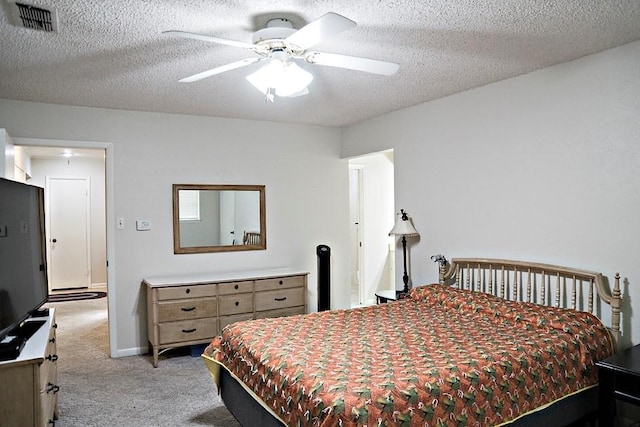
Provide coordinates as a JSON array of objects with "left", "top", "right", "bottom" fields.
[
  {"left": 112, "top": 346, "right": 146, "bottom": 358},
  {"left": 14, "top": 137, "right": 116, "bottom": 358}
]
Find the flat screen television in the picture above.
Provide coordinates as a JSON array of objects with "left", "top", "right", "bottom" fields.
[{"left": 0, "top": 177, "right": 49, "bottom": 342}]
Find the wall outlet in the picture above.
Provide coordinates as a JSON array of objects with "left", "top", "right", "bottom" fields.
[
  {"left": 136, "top": 220, "right": 151, "bottom": 231},
  {"left": 117, "top": 217, "right": 125, "bottom": 229}
]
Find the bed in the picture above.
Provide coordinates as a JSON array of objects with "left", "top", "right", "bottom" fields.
[{"left": 202, "top": 257, "right": 622, "bottom": 426}]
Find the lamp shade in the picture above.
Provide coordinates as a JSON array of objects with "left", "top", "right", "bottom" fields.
[
  {"left": 246, "top": 58, "right": 313, "bottom": 98},
  {"left": 389, "top": 211, "right": 419, "bottom": 236}
]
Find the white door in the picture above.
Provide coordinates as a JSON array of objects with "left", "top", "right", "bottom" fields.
[
  {"left": 48, "top": 177, "right": 91, "bottom": 290},
  {"left": 219, "top": 191, "right": 235, "bottom": 245}
]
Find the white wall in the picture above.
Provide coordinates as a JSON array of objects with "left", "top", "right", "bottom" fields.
[
  {"left": 343, "top": 40, "right": 640, "bottom": 349},
  {"left": 27, "top": 156, "right": 107, "bottom": 286},
  {"left": 0, "top": 101, "right": 351, "bottom": 356}
]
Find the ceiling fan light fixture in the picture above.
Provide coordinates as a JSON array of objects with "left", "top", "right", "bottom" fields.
[{"left": 246, "top": 58, "right": 313, "bottom": 98}]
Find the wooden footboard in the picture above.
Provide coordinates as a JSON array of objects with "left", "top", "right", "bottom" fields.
[{"left": 432, "top": 256, "right": 622, "bottom": 348}]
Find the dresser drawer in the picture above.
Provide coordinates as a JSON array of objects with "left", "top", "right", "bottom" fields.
[
  {"left": 158, "top": 297, "right": 217, "bottom": 322},
  {"left": 39, "top": 327, "right": 58, "bottom": 390},
  {"left": 158, "top": 318, "right": 218, "bottom": 344},
  {"left": 40, "top": 380, "right": 57, "bottom": 427},
  {"left": 219, "top": 293, "right": 254, "bottom": 316},
  {"left": 39, "top": 350, "right": 58, "bottom": 401},
  {"left": 36, "top": 334, "right": 58, "bottom": 427},
  {"left": 256, "top": 288, "right": 304, "bottom": 312},
  {"left": 219, "top": 313, "right": 254, "bottom": 331},
  {"left": 156, "top": 284, "right": 217, "bottom": 300},
  {"left": 218, "top": 280, "right": 253, "bottom": 295},
  {"left": 257, "top": 275, "right": 305, "bottom": 291}
]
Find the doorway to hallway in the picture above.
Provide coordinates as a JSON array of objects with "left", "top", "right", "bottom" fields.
[
  {"left": 18, "top": 143, "right": 110, "bottom": 348},
  {"left": 348, "top": 150, "right": 395, "bottom": 307}
]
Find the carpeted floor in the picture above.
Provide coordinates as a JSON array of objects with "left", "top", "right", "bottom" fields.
[{"left": 43, "top": 298, "right": 241, "bottom": 427}]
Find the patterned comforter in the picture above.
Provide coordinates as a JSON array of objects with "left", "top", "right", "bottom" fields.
[{"left": 203, "top": 285, "right": 614, "bottom": 426}]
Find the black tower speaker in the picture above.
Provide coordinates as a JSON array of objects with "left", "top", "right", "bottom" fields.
[{"left": 316, "top": 244, "right": 331, "bottom": 311}]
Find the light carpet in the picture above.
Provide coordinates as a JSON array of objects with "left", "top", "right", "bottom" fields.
[{"left": 44, "top": 298, "right": 241, "bottom": 427}]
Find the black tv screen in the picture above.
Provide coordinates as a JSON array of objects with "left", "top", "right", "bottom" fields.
[{"left": 0, "top": 177, "right": 49, "bottom": 340}]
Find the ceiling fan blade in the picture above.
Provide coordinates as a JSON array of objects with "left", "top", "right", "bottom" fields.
[
  {"left": 179, "top": 58, "right": 264, "bottom": 83},
  {"left": 163, "top": 30, "right": 256, "bottom": 50},
  {"left": 285, "top": 12, "right": 356, "bottom": 50},
  {"left": 305, "top": 52, "right": 399, "bottom": 76}
]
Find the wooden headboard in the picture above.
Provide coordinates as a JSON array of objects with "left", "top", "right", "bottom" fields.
[{"left": 432, "top": 255, "right": 622, "bottom": 348}]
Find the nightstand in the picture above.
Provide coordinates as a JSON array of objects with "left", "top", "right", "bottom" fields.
[
  {"left": 596, "top": 344, "right": 640, "bottom": 426},
  {"left": 375, "top": 290, "right": 406, "bottom": 304}
]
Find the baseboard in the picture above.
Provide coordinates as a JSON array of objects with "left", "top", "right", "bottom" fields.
[
  {"left": 111, "top": 346, "right": 146, "bottom": 358},
  {"left": 90, "top": 282, "right": 107, "bottom": 288}
]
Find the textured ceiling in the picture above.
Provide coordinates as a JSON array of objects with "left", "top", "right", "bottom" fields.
[{"left": 1, "top": 0, "right": 639, "bottom": 127}]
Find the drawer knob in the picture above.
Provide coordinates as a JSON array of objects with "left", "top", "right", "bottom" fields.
[
  {"left": 47, "top": 383, "right": 60, "bottom": 394},
  {"left": 182, "top": 328, "right": 196, "bottom": 333},
  {"left": 181, "top": 306, "right": 196, "bottom": 312},
  {"left": 185, "top": 288, "right": 191, "bottom": 294},
  {"left": 275, "top": 297, "right": 287, "bottom": 302},
  {"left": 46, "top": 354, "right": 59, "bottom": 362},
  {"left": 279, "top": 280, "right": 283, "bottom": 285},
  {"left": 235, "top": 301, "right": 239, "bottom": 306},
  {"left": 234, "top": 284, "right": 239, "bottom": 289},
  {"left": 49, "top": 337, "right": 56, "bottom": 344}
]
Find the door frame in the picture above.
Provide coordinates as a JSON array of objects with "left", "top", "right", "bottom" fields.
[
  {"left": 14, "top": 137, "right": 116, "bottom": 357},
  {"left": 348, "top": 164, "right": 365, "bottom": 306},
  {"left": 46, "top": 176, "right": 92, "bottom": 290},
  {"left": 348, "top": 150, "right": 395, "bottom": 305}
]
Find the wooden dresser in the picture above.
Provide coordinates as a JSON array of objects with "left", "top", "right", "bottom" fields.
[
  {"left": 145, "top": 269, "right": 308, "bottom": 367},
  {"left": 0, "top": 309, "right": 59, "bottom": 426}
]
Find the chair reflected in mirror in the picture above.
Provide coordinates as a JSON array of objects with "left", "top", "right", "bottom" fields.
[{"left": 243, "top": 231, "right": 261, "bottom": 245}]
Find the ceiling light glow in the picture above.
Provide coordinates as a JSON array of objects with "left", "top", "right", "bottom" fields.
[{"left": 246, "top": 58, "right": 313, "bottom": 99}]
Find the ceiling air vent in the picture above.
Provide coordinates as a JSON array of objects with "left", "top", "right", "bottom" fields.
[{"left": 5, "top": 1, "right": 58, "bottom": 32}]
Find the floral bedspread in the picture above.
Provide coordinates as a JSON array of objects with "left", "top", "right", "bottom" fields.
[{"left": 203, "top": 285, "right": 613, "bottom": 426}]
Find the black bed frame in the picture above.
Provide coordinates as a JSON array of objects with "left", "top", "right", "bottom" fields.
[{"left": 219, "top": 368, "right": 599, "bottom": 427}]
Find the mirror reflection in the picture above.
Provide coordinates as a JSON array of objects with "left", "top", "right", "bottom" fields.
[{"left": 172, "top": 184, "right": 266, "bottom": 254}]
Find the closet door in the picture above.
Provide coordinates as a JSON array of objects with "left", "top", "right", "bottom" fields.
[{"left": 48, "top": 177, "right": 91, "bottom": 290}]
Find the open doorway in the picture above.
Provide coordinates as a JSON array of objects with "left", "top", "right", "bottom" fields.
[
  {"left": 348, "top": 150, "right": 395, "bottom": 307},
  {"left": 20, "top": 146, "right": 107, "bottom": 293},
  {"left": 15, "top": 143, "right": 110, "bottom": 345}
]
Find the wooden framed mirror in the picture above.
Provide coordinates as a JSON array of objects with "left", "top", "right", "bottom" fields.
[{"left": 172, "top": 184, "right": 266, "bottom": 254}]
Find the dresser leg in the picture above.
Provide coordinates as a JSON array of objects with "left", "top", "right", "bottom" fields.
[{"left": 152, "top": 347, "right": 159, "bottom": 368}]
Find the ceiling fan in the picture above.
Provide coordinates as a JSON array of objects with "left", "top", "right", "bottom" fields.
[{"left": 164, "top": 12, "right": 399, "bottom": 101}]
